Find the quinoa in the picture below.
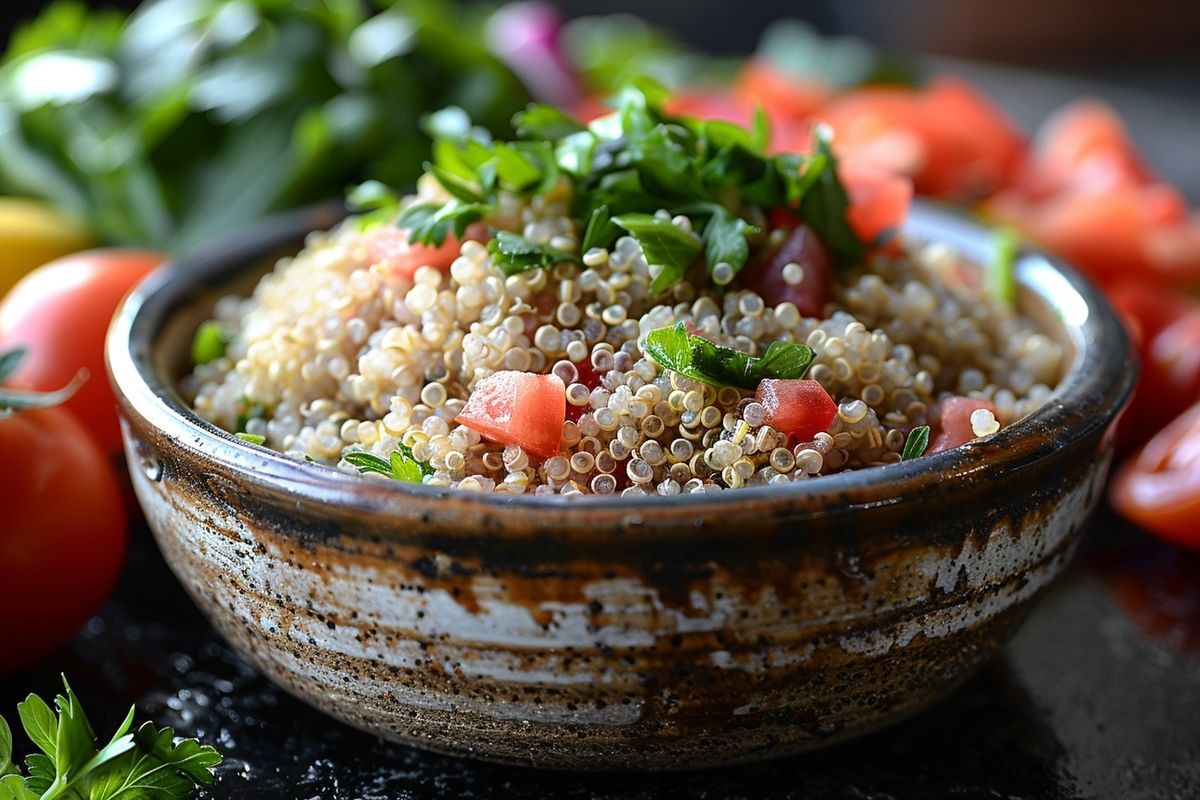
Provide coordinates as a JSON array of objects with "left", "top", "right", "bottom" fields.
[{"left": 184, "top": 179, "right": 1063, "bottom": 497}]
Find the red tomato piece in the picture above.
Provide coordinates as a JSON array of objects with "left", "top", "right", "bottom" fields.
[
  {"left": 1019, "top": 100, "right": 1154, "bottom": 197},
  {"left": 1110, "top": 402, "right": 1200, "bottom": 550},
  {"left": 755, "top": 378, "right": 837, "bottom": 442},
  {"left": 929, "top": 396, "right": 999, "bottom": 454},
  {"left": 456, "top": 371, "right": 566, "bottom": 459},
  {"left": 839, "top": 159, "right": 913, "bottom": 245},
  {"left": 739, "top": 225, "right": 833, "bottom": 318},
  {"left": 0, "top": 248, "right": 164, "bottom": 454},
  {"left": 365, "top": 227, "right": 462, "bottom": 279},
  {"left": 1, "top": 405, "right": 127, "bottom": 673},
  {"left": 733, "top": 60, "right": 831, "bottom": 123},
  {"left": 1107, "top": 282, "right": 1200, "bottom": 451}
]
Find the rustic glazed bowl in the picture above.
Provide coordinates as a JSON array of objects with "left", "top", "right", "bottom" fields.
[{"left": 106, "top": 202, "right": 1134, "bottom": 770}]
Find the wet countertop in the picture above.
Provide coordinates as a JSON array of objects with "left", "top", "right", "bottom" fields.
[
  {"left": 5, "top": 64, "right": 1200, "bottom": 799},
  {"left": 3, "top": 511, "right": 1198, "bottom": 799}
]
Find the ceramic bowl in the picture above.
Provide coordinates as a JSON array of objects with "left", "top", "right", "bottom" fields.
[{"left": 106, "top": 202, "right": 1134, "bottom": 770}]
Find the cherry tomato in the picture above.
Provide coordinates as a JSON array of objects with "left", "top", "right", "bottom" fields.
[
  {"left": 0, "top": 404, "right": 127, "bottom": 673},
  {"left": 1107, "top": 282, "right": 1200, "bottom": 451},
  {"left": 1110, "top": 402, "right": 1200, "bottom": 550},
  {"left": 456, "top": 371, "right": 566, "bottom": 458},
  {"left": 0, "top": 249, "right": 164, "bottom": 455},
  {"left": 929, "top": 396, "right": 999, "bottom": 454},
  {"left": 755, "top": 378, "right": 837, "bottom": 442},
  {"left": 739, "top": 225, "right": 833, "bottom": 318},
  {"left": 839, "top": 160, "right": 914, "bottom": 245}
]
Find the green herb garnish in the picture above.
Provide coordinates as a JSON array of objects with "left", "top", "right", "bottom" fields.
[
  {"left": 486, "top": 231, "right": 580, "bottom": 276},
  {"left": 0, "top": 675, "right": 221, "bottom": 799},
  {"left": 0, "top": 348, "right": 87, "bottom": 421},
  {"left": 235, "top": 432, "right": 265, "bottom": 445},
  {"left": 643, "top": 321, "right": 815, "bottom": 389},
  {"left": 344, "top": 444, "right": 433, "bottom": 484},
  {"left": 190, "top": 321, "right": 234, "bottom": 366},
  {"left": 384, "top": 81, "right": 869, "bottom": 290},
  {"left": 989, "top": 226, "right": 1020, "bottom": 307},
  {"left": 902, "top": 425, "right": 931, "bottom": 460}
]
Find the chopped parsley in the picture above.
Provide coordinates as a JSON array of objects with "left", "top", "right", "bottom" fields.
[
  {"left": 234, "top": 432, "right": 266, "bottom": 445},
  {"left": 487, "top": 231, "right": 580, "bottom": 276},
  {"left": 190, "top": 321, "right": 235, "bottom": 366},
  {"left": 643, "top": 321, "right": 816, "bottom": 390},
  {"left": 344, "top": 444, "right": 433, "bottom": 484},
  {"left": 989, "top": 226, "right": 1020, "bottom": 307},
  {"left": 902, "top": 425, "right": 931, "bottom": 460},
  {"left": 371, "top": 80, "right": 869, "bottom": 290}
]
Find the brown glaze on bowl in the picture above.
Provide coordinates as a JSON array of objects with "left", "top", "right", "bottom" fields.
[{"left": 106, "top": 202, "right": 1134, "bottom": 770}]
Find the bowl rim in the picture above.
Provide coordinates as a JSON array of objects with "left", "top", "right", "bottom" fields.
[{"left": 106, "top": 199, "right": 1136, "bottom": 523}]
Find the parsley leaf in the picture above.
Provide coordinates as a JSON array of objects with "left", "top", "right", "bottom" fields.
[
  {"left": 396, "top": 200, "right": 489, "bottom": 247},
  {"left": 344, "top": 443, "right": 433, "bottom": 483},
  {"left": 797, "top": 130, "right": 867, "bottom": 266},
  {"left": 610, "top": 214, "right": 701, "bottom": 291},
  {"left": 486, "top": 231, "right": 579, "bottom": 276},
  {"left": 902, "top": 426, "right": 931, "bottom": 460},
  {"left": 701, "top": 207, "right": 759, "bottom": 278},
  {"left": 235, "top": 432, "right": 266, "bottom": 445},
  {"left": 643, "top": 322, "right": 816, "bottom": 389},
  {"left": 2, "top": 676, "right": 221, "bottom": 800},
  {"left": 514, "top": 104, "right": 587, "bottom": 140},
  {"left": 580, "top": 204, "right": 618, "bottom": 254}
]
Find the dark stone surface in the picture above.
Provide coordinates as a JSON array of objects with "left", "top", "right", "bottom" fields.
[{"left": 3, "top": 510, "right": 1198, "bottom": 800}]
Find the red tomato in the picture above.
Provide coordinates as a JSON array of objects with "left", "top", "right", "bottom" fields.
[
  {"left": 815, "top": 77, "right": 1024, "bottom": 200},
  {"left": 666, "top": 89, "right": 751, "bottom": 126},
  {"left": 0, "top": 405, "right": 127, "bottom": 673},
  {"left": 365, "top": 227, "right": 464, "bottom": 279},
  {"left": 1110, "top": 402, "right": 1200, "bottom": 550},
  {"left": 755, "top": 378, "right": 837, "bottom": 442},
  {"left": 1019, "top": 100, "right": 1153, "bottom": 197},
  {"left": 0, "top": 249, "right": 164, "bottom": 455},
  {"left": 929, "top": 396, "right": 999, "bottom": 454},
  {"left": 1107, "top": 282, "right": 1200, "bottom": 451},
  {"left": 839, "top": 159, "right": 914, "bottom": 245},
  {"left": 733, "top": 60, "right": 831, "bottom": 123},
  {"left": 739, "top": 225, "right": 833, "bottom": 318},
  {"left": 456, "top": 371, "right": 566, "bottom": 458}
]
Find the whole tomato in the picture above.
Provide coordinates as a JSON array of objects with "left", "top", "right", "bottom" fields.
[
  {"left": 0, "top": 249, "right": 164, "bottom": 454},
  {"left": 0, "top": 402, "right": 127, "bottom": 672}
]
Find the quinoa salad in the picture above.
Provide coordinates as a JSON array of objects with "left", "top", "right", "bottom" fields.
[{"left": 183, "top": 86, "right": 1064, "bottom": 497}]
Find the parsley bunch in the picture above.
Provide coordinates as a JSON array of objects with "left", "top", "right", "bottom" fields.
[
  {"left": 0, "top": 676, "right": 221, "bottom": 800},
  {"left": 382, "top": 80, "right": 867, "bottom": 288}
]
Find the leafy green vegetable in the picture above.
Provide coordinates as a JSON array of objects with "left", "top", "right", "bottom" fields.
[
  {"left": 396, "top": 80, "right": 869, "bottom": 291},
  {"left": 395, "top": 201, "right": 489, "bottom": 248},
  {"left": 643, "top": 322, "right": 815, "bottom": 389},
  {"left": 989, "top": 227, "right": 1020, "bottom": 307},
  {"left": 235, "top": 432, "right": 265, "bottom": 445},
  {"left": 0, "top": 348, "right": 87, "bottom": 420},
  {"left": 611, "top": 213, "right": 702, "bottom": 291},
  {"left": 486, "top": 231, "right": 579, "bottom": 276},
  {"left": 902, "top": 426, "right": 931, "bottom": 461},
  {"left": 0, "top": 0, "right": 531, "bottom": 252},
  {"left": 344, "top": 444, "right": 433, "bottom": 484},
  {"left": 190, "top": 321, "right": 234, "bottom": 366},
  {"left": 0, "top": 675, "right": 221, "bottom": 800}
]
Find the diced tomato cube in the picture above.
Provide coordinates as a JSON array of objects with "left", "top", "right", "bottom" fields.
[
  {"left": 929, "top": 396, "right": 999, "bottom": 454},
  {"left": 739, "top": 225, "right": 833, "bottom": 318},
  {"left": 456, "top": 371, "right": 566, "bottom": 459},
  {"left": 365, "top": 227, "right": 462, "bottom": 279},
  {"left": 1019, "top": 100, "right": 1154, "bottom": 197},
  {"left": 755, "top": 378, "right": 837, "bottom": 442},
  {"left": 839, "top": 159, "right": 913, "bottom": 245}
]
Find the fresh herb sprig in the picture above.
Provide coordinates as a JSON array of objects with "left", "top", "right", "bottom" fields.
[
  {"left": 384, "top": 80, "right": 869, "bottom": 287},
  {"left": 0, "top": 676, "right": 221, "bottom": 800},
  {"left": 642, "top": 322, "right": 815, "bottom": 389},
  {"left": 344, "top": 444, "right": 434, "bottom": 484}
]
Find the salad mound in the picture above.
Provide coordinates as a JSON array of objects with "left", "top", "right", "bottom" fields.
[{"left": 183, "top": 85, "right": 1063, "bottom": 496}]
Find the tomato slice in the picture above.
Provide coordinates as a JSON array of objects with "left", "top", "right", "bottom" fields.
[
  {"left": 1110, "top": 402, "right": 1200, "bottom": 550},
  {"left": 365, "top": 226, "right": 463, "bottom": 279},
  {"left": 755, "top": 378, "right": 837, "bottom": 442},
  {"left": 839, "top": 160, "right": 913, "bottom": 245},
  {"left": 456, "top": 371, "right": 566, "bottom": 459},
  {"left": 739, "top": 225, "right": 833, "bottom": 318},
  {"left": 929, "top": 396, "right": 999, "bottom": 454}
]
